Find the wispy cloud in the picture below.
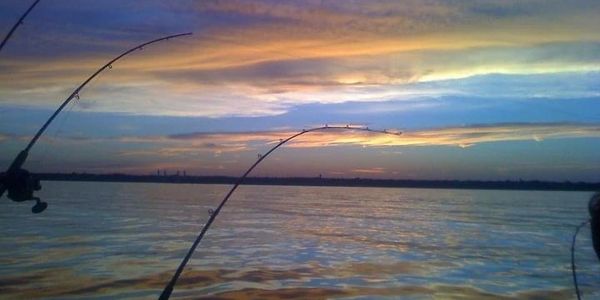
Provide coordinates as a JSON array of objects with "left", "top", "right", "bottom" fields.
[
  {"left": 351, "top": 167, "right": 386, "bottom": 174},
  {"left": 4, "top": 123, "right": 599, "bottom": 155},
  {"left": 85, "top": 123, "right": 600, "bottom": 158},
  {"left": 1, "top": 1, "right": 599, "bottom": 117},
  {"left": 2, "top": 123, "right": 598, "bottom": 179}
]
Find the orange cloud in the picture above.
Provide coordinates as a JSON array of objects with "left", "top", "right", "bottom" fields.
[
  {"left": 1, "top": 1, "right": 599, "bottom": 116},
  {"left": 105, "top": 123, "right": 600, "bottom": 158},
  {"left": 351, "top": 167, "right": 387, "bottom": 174},
  {"left": 6, "top": 123, "right": 598, "bottom": 155}
]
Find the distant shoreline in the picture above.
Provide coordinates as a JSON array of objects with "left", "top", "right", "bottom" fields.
[{"left": 36, "top": 173, "right": 600, "bottom": 192}]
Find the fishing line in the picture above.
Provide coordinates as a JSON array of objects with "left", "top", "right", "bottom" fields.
[
  {"left": 571, "top": 220, "right": 590, "bottom": 300},
  {"left": 159, "top": 125, "right": 402, "bottom": 299}
]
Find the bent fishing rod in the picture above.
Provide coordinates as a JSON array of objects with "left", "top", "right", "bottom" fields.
[
  {"left": 159, "top": 125, "right": 402, "bottom": 299},
  {"left": 0, "top": 32, "right": 192, "bottom": 213},
  {"left": 571, "top": 193, "right": 600, "bottom": 300},
  {"left": 0, "top": 0, "right": 42, "bottom": 53}
]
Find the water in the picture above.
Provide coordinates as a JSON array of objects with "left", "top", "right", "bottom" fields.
[{"left": 0, "top": 181, "right": 598, "bottom": 299}]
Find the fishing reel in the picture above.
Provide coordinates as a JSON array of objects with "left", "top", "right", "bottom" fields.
[
  {"left": 0, "top": 168, "right": 47, "bottom": 214},
  {"left": 590, "top": 192, "right": 600, "bottom": 261},
  {"left": 1, "top": 150, "right": 47, "bottom": 214}
]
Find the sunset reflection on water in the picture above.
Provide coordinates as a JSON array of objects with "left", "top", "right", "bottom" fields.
[{"left": 1, "top": 182, "right": 598, "bottom": 299}]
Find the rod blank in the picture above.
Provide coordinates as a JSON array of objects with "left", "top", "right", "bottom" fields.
[{"left": 159, "top": 125, "right": 402, "bottom": 299}]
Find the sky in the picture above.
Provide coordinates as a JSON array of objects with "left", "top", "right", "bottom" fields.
[{"left": 0, "top": 0, "right": 599, "bottom": 181}]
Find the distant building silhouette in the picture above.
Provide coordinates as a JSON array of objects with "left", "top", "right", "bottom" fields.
[{"left": 28, "top": 172, "right": 600, "bottom": 191}]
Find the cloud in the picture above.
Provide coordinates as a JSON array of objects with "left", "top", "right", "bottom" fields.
[
  {"left": 193, "top": 1, "right": 600, "bottom": 43},
  {"left": 3, "top": 122, "right": 599, "bottom": 178},
  {"left": 105, "top": 123, "right": 600, "bottom": 158},
  {"left": 351, "top": 167, "right": 386, "bottom": 174},
  {"left": 1, "top": 1, "right": 599, "bottom": 117},
  {"left": 3, "top": 122, "right": 600, "bottom": 156}
]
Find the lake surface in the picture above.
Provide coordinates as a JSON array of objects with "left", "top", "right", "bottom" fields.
[{"left": 1, "top": 182, "right": 599, "bottom": 299}]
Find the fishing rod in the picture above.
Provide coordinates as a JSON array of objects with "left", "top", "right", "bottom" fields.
[
  {"left": 159, "top": 125, "right": 402, "bottom": 299},
  {"left": 571, "top": 220, "right": 589, "bottom": 300},
  {"left": 571, "top": 193, "right": 600, "bottom": 300},
  {"left": 0, "top": 0, "right": 42, "bottom": 53},
  {"left": 0, "top": 32, "right": 192, "bottom": 213},
  {"left": 159, "top": 127, "right": 599, "bottom": 299}
]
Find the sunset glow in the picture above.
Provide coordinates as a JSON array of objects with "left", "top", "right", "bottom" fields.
[{"left": 1, "top": 0, "right": 599, "bottom": 180}]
